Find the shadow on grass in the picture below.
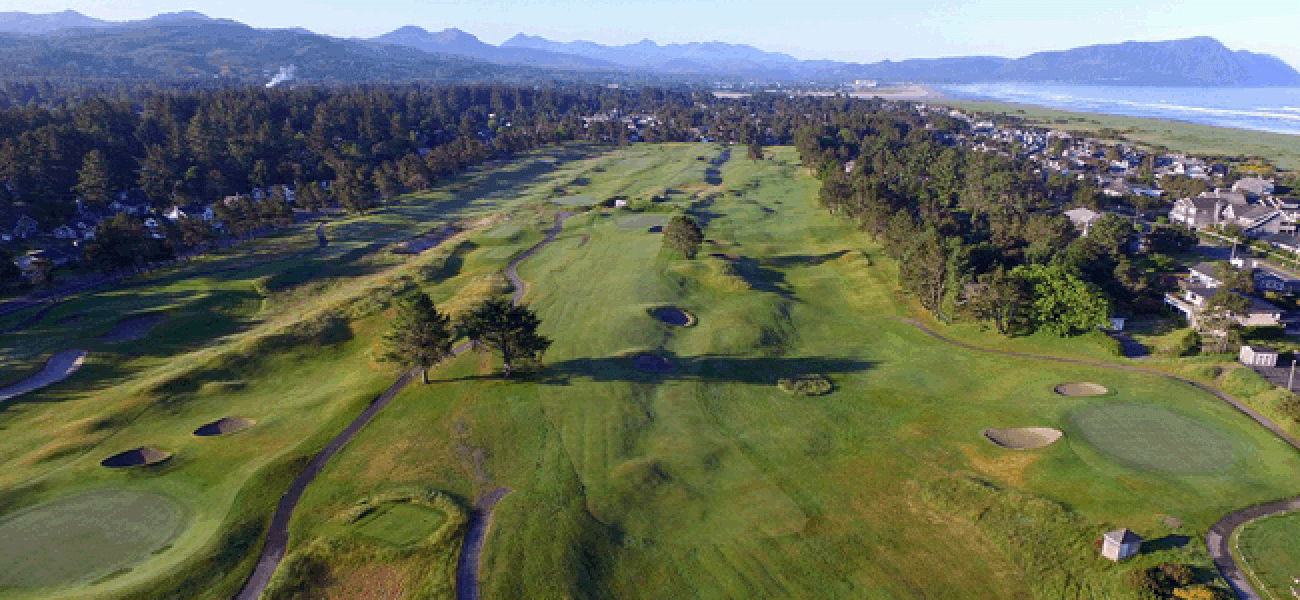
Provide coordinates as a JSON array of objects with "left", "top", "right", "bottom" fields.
[
  {"left": 1141, "top": 534, "right": 1191, "bottom": 553},
  {"left": 444, "top": 353, "right": 874, "bottom": 387}
]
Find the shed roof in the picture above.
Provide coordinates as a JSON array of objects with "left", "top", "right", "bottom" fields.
[{"left": 1104, "top": 529, "right": 1142, "bottom": 545}]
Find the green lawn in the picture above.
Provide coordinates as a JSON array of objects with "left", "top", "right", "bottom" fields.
[
  {"left": 355, "top": 503, "right": 447, "bottom": 548},
  {"left": 1237, "top": 511, "right": 1300, "bottom": 598},
  {"left": 3, "top": 142, "right": 1298, "bottom": 599},
  {"left": 293, "top": 146, "right": 1300, "bottom": 599}
]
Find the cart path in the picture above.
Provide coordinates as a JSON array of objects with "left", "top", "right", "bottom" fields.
[
  {"left": 0, "top": 349, "right": 87, "bottom": 404},
  {"left": 236, "top": 211, "right": 580, "bottom": 600},
  {"left": 889, "top": 317, "right": 1300, "bottom": 600},
  {"left": 455, "top": 487, "right": 514, "bottom": 600}
]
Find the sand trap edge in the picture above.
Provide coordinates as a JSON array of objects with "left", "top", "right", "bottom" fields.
[
  {"left": 193, "top": 416, "right": 257, "bottom": 437},
  {"left": 648, "top": 306, "right": 697, "bottom": 327},
  {"left": 101, "top": 446, "right": 172, "bottom": 468},
  {"left": 1054, "top": 382, "right": 1110, "bottom": 397},
  {"left": 983, "top": 427, "right": 1064, "bottom": 450}
]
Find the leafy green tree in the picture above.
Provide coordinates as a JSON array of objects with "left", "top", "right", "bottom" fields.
[
  {"left": 0, "top": 250, "right": 24, "bottom": 289},
  {"left": 747, "top": 139, "right": 764, "bottom": 161},
  {"left": 1213, "top": 261, "right": 1255, "bottom": 295},
  {"left": 663, "top": 214, "right": 704, "bottom": 258},
  {"left": 459, "top": 298, "right": 552, "bottom": 377},
  {"left": 383, "top": 292, "right": 455, "bottom": 384},
  {"left": 967, "top": 266, "right": 1027, "bottom": 335},
  {"left": 84, "top": 213, "right": 150, "bottom": 272},
  {"left": 1088, "top": 213, "right": 1135, "bottom": 255},
  {"left": 1011, "top": 263, "right": 1111, "bottom": 336}
]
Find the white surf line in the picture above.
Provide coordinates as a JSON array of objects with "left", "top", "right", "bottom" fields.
[{"left": 0, "top": 349, "right": 88, "bottom": 403}]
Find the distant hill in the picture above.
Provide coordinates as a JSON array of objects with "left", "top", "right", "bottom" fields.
[
  {"left": 0, "top": 9, "right": 107, "bottom": 34},
  {"left": 372, "top": 26, "right": 619, "bottom": 70},
  {"left": 0, "top": 11, "right": 1295, "bottom": 86},
  {"left": 0, "top": 15, "right": 549, "bottom": 84}
]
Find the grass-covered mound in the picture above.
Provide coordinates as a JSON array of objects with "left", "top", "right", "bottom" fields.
[
  {"left": 263, "top": 488, "right": 467, "bottom": 600},
  {"left": 0, "top": 489, "right": 184, "bottom": 589},
  {"left": 1069, "top": 404, "right": 1240, "bottom": 473}
]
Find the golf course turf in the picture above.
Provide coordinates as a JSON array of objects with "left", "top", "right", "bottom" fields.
[
  {"left": 0, "top": 489, "right": 184, "bottom": 588},
  {"left": 2, "top": 143, "right": 1299, "bottom": 599}
]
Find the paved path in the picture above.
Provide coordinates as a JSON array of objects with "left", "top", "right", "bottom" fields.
[
  {"left": 0, "top": 349, "right": 88, "bottom": 404},
  {"left": 235, "top": 368, "right": 418, "bottom": 600},
  {"left": 889, "top": 317, "right": 1300, "bottom": 600},
  {"left": 235, "top": 210, "right": 579, "bottom": 600},
  {"left": 455, "top": 487, "right": 514, "bottom": 600}
]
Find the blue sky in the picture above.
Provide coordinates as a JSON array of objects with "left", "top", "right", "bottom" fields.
[{"left": 14, "top": 0, "right": 1300, "bottom": 68}]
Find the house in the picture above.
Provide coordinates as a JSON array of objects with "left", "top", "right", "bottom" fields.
[
  {"left": 1101, "top": 529, "right": 1142, "bottom": 562},
  {"left": 1064, "top": 207, "right": 1103, "bottom": 236},
  {"left": 1164, "top": 285, "right": 1283, "bottom": 328},
  {"left": 1188, "top": 263, "right": 1223, "bottom": 288},
  {"left": 1102, "top": 180, "right": 1132, "bottom": 198},
  {"left": 1233, "top": 177, "right": 1276, "bottom": 200},
  {"left": 1240, "top": 345, "right": 1279, "bottom": 367},
  {"left": 1221, "top": 203, "right": 1285, "bottom": 235},
  {"left": 1230, "top": 258, "right": 1300, "bottom": 295},
  {"left": 1169, "top": 197, "right": 1222, "bottom": 228}
]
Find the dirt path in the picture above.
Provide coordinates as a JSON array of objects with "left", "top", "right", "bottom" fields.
[
  {"left": 236, "top": 211, "right": 580, "bottom": 600},
  {"left": 0, "top": 349, "right": 87, "bottom": 404},
  {"left": 890, "top": 317, "right": 1300, "bottom": 600}
]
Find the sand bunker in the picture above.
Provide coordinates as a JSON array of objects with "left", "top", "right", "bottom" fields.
[
  {"left": 101, "top": 446, "right": 172, "bottom": 468},
  {"left": 193, "top": 416, "right": 256, "bottom": 437},
  {"left": 99, "top": 314, "right": 166, "bottom": 343},
  {"left": 1055, "top": 382, "right": 1110, "bottom": 397},
  {"left": 983, "top": 427, "right": 1064, "bottom": 450},
  {"left": 648, "top": 306, "right": 696, "bottom": 327},
  {"left": 0, "top": 349, "right": 87, "bottom": 403},
  {"left": 632, "top": 353, "right": 675, "bottom": 374}
]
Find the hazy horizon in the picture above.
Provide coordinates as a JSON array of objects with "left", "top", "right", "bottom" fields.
[{"left": 9, "top": 0, "right": 1300, "bottom": 69}]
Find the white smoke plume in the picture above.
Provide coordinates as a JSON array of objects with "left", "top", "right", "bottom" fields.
[{"left": 266, "top": 65, "right": 297, "bottom": 88}]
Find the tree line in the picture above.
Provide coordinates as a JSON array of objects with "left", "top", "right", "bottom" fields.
[{"left": 795, "top": 109, "right": 1198, "bottom": 337}]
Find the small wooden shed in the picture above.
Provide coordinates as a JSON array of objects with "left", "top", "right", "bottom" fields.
[
  {"left": 1240, "top": 345, "right": 1279, "bottom": 368},
  {"left": 1101, "top": 528, "right": 1142, "bottom": 562}
]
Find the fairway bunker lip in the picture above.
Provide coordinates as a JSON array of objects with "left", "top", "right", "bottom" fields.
[
  {"left": 193, "top": 416, "right": 256, "bottom": 437},
  {"left": 1055, "top": 382, "right": 1110, "bottom": 397},
  {"left": 631, "top": 353, "right": 675, "bottom": 374},
  {"left": 101, "top": 446, "right": 172, "bottom": 468},
  {"left": 648, "top": 306, "right": 696, "bottom": 327},
  {"left": 983, "top": 427, "right": 1064, "bottom": 450}
]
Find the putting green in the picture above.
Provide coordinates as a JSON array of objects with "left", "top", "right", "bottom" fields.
[
  {"left": 616, "top": 214, "right": 672, "bottom": 229},
  {"left": 551, "top": 195, "right": 598, "bottom": 206},
  {"left": 1069, "top": 404, "right": 1240, "bottom": 473},
  {"left": 355, "top": 502, "right": 446, "bottom": 547},
  {"left": 0, "top": 489, "right": 184, "bottom": 588}
]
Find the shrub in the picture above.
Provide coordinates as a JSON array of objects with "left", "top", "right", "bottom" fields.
[
  {"left": 264, "top": 545, "right": 331, "bottom": 600},
  {"left": 1160, "top": 329, "right": 1200, "bottom": 357},
  {"left": 777, "top": 374, "right": 833, "bottom": 396},
  {"left": 1221, "top": 367, "right": 1274, "bottom": 398},
  {"left": 1243, "top": 325, "right": 1286, "bottom": 340},
  {"left": 1159, "top": 563, "right": 1194, "bottom": 587}
]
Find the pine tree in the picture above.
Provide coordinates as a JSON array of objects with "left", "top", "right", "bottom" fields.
[
  {"left": 459, "top": 298, "right": 552, "bottom": 377},
  {"left": 382, "top": 292, "right": 455, "bottom": 384},
  {"left": 75, "top": 149, "right": 112, "bottom": 208},
  {"left": 663, "top": 215, "right": 704, "bottom": 258}
]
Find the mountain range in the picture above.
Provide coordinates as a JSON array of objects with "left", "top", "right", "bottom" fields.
[{"left": 0, "top": 10, "right": 1297, "bottom": 86}]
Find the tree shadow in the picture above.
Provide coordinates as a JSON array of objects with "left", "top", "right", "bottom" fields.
[
  {"left": 717, "top": 255, "right": 794, "bottom": 299},
  {"left": 445, "top": 352, "right": 874, "bottom": 387},
  {"left": 759, "top": 250, "right": 850, "bottom": 269},
  {"left": 1140, "top": 534, "right": 1191, "bottom": 554}
]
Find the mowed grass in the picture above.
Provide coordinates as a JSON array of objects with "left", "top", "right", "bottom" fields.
[
  {"left": 942, "top": 99, "right": 1300, "bottom": 170},
  {"left": 1068, "top": 403, "right": 1240, "bottom": 474},
  {"left": 355, "top": 503, "right": 447, "bottom": 548},
  {"left": 0, "top": 142, "right": 651, "bottom": 599},
  {"left": 294, "top": 146, "right": 1300, "bottom": 599},
  {"left": 0, "top": 489, "right": 184, "bottom": 588},
  {"left": 1236, "top": 511, "right": 1300, "bottom": 598}
]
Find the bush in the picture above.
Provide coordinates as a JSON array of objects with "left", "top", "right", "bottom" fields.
[
  {"left": 1159, "top": 563, "right": 1194, "bottom": 587},
  {"left": 1243, "top": 325, "right": 1286, "bottom": 340},
  {"left": 777, "top": 374, "right": 833, "bottom": 396},
  {"left": 1221, "top": 367, "right": 1274, "bottom": 398},
  {"left": 1159, "top": 329, "right": 1200, "bottom": 357}
]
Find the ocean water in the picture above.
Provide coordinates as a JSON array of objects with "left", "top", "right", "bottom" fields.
[{"left": 942, "top": 83, "right": 1300, "bottom": 136}]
